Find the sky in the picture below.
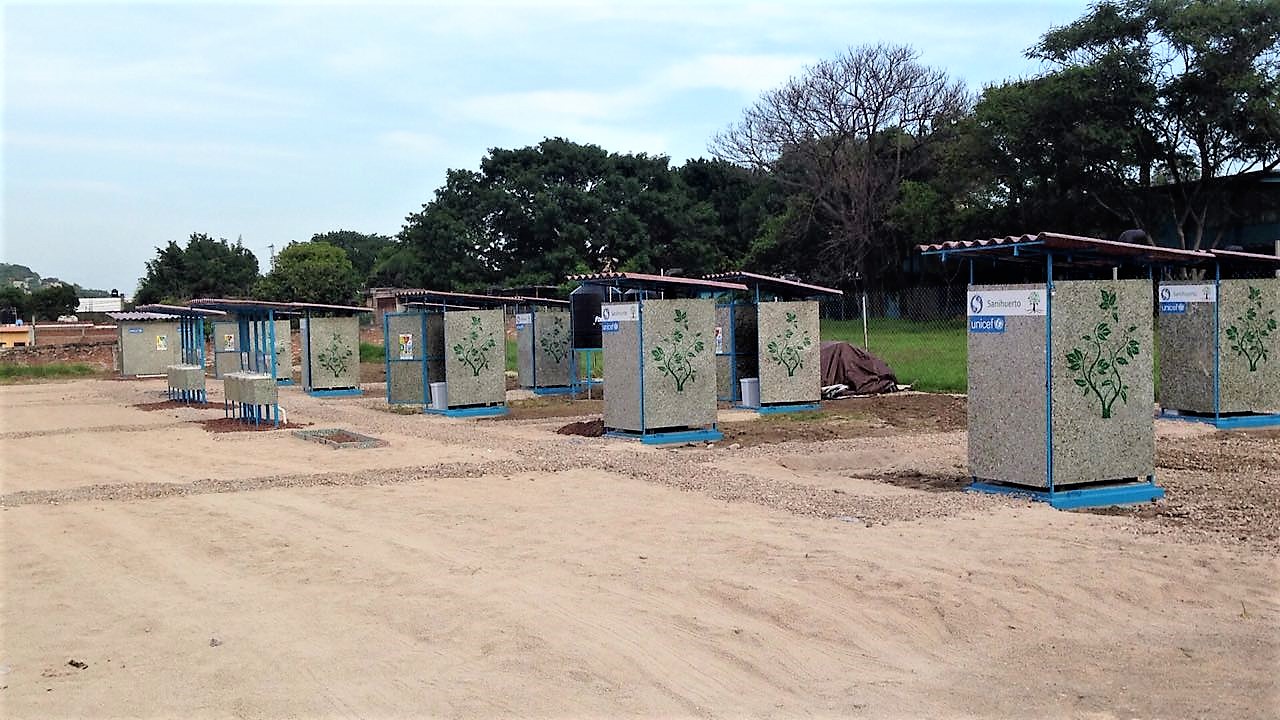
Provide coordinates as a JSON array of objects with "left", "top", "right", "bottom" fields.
[{"left": 2, "top": 0, "right": 1091, "bottom": 295}]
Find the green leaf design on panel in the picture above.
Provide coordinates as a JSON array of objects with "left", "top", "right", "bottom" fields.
[
  {"left": 650, "top": 308, "right": 705, "bottom": 392},
  {"left": 538, "top": 315, "right": 570, "bottom": 364},
  {"left": 1225, "top": 285, "right": 1276, "bottom": 372},
  {"left": 316, "top": 332, "right": 352, "bottom": 377},
  {"left": 765, "top": 311, "right": 813, "bottom": 377},
  {"left": 1064, "top": 288, "right": 1140, "bottom": 419},
  {"left": 452, "top": 315, "right": 497, "bottom": 376}
]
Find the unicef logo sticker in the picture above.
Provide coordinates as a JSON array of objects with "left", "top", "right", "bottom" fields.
[
  {"left": 969, "top": 294, "right": 984, "bottom": 314},
  {"left": 993, "top": 317, "right": 1005, "bottom": 331}
]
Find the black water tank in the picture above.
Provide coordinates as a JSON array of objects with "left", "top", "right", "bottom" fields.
[{"left": 570, "top": 284, "right": 604, "bottom": 349}]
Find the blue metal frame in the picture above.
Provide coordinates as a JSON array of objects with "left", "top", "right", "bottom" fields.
[
  {"left": 423, "top": 404, "right": 509, "bottom": 418},
  {"left": 166, "top": 313, "right": 209, "bottom": 404},
  {"left": 385, "top": 310, "right": 431, "bottom": 406},
  {"left": 968, "top": 480, "right": 1164, "bottom": 509},
  {"left": 520, "top": 304, "right": 573, "bottom": 393},
  {"left": 1213, "top": 261, "right": 1221, "bottom": 424},
  {"left": 755, "top": 402, "right": 819, "bottom": 415},
  {"left": 605, "top": 428, "right": 724, "bottom": 445},
  {"left": 1159, "top": 410, "right": 1280, "bottom": 429}
]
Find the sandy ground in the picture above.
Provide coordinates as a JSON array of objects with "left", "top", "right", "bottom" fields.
[{"left": 1, "top": 379, "right": 1277, "bottom": 719}]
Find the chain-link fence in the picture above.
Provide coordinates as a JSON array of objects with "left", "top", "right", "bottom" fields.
[{"left": 819, "top": 282, "right": 969, "bottom": 392}]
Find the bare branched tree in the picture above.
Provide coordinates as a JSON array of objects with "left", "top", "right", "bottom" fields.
[{"left": 710, "top": 44, "right": 970, "bottom": 283}]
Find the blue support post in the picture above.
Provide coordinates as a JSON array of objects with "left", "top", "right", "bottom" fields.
[
  {"left": 637, "top": 297, "right": 646, "bottom": 435},
  {"left": 420, "top": 311, "right": 429, "bottom": 405},
  {"left": 1213, "top": 261, "right": 1221, "bottom": 424},
  {"left": 1045, "top": 251, "right": 1055, "bottom": 496}
]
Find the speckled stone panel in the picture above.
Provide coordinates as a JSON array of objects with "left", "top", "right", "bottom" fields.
[
  {"left": 386, "top": 313, "right": 427, "bottom": 404},
  {"left": 967, "top": 284, "right": 1048, "bottom": 486},
  {"left": 757, "top": 301, "right": 820, "bottom": 405},
  {"left": 1050, "top": 279, "right": 1154, "bottom": 485},
  {"left": 641, "top": 298, "right": 717, "bottom": 430},
  {"left": 166, "top": 365, "right": 205, "bottom": 392},
  {"left": 303, "top": 316, "right": 360, "bottom": 390},
  {"left": 1219, "top": 279, "right": 1280, "bottom": 413},
  {"left": 602, "top": 309, "right": 641, "bottom": 431},
  {"left": 118, "top": 321, "right": 181, "bottom": 376},
  {"left": 271, "top": 320, "right": 291, "bottom": 378},
  {"left": 531, "top": 308, "right": 572, "bottom": 388},
  {"left": 516, "top": 320, "right": 535, "bottom": 387},
  {"left": 1157, "top": 281, "right": 1215, "bottom": 413},
  {"left": 443, "top": 309, "right": 505, "bottom": 407},
  {"left": 212, "top": 322, "right": 241, "bottom": 377}
]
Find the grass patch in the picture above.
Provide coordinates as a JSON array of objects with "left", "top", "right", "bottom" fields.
[
  {"left": 0, "top": 362, "right": 98, "bottom": 381},
  {"left": 822, "top": 317, "right": 967, "bottom": 393},
  {"left": 359, "top": 341, "right": 385, "bottom": 363},
  {"left": 506, "top": 338, "right": 517, "bottom": 372}
]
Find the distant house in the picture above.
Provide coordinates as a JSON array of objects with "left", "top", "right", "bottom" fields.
[{"left": 76, "top": 297, "right": 124, "bottom": 313}]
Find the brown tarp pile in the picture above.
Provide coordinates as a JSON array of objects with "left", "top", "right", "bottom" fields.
[{"left": 820, "top": 341, "right": 898, "bottom": 396}]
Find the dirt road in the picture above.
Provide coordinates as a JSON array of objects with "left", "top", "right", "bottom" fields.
[{"left": 1, "top": 380, "right": 1276, "bottom": 718}]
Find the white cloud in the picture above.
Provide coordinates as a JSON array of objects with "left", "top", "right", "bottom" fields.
[
  {"left": 378, "top": 130, "right": 445, "bottom": 156},
  {"left": 660, "top": 53, "right": 811, "bottom": 95}
]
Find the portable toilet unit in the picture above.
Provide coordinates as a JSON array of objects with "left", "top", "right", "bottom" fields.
[
  {"left": 294, "top": 303, "right": 370, "bottom": 397},
  {"left": 1158, "top": 249, "right": 1280, "bottom": 428},
  {"left": 703, "top": 271, "right": 842, "bottom": 413},
  {"left": 918, "top": 232, "right": 1214, "bottom": 509},
  {"left": 514, "top": 296, "right": 573, "bottom": 395},
  {"left": 388, "top": 290, "right": 511, "bottom": 416},
  {"left": 568, "top": 272, "right": 748, "bottom": 444},
  {"left": 110, "top": 312, "right": 181, "bottom": 377},
  {"left": 136, "top": 303, "right": 227, "bottom": 402}
]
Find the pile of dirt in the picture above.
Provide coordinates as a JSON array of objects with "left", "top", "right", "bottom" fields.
[
  {"left": 723, "top": 393, "right": 967, "bottom": 447},
  {"left": 557, "top": 418, "right": 604, "bottom": 437},
  {"left": 133, "top": 400, "right": 222, "bottom": 412},
  {"left": 193, "top": 418, "right": 307, "bottom": 433},
  {"left": 866, "top": 469, "right": 972, "bottom": 493}
]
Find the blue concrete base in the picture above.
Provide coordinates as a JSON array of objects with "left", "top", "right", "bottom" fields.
[
  {"left": 305, "top": 387, "right": 363, "bottom": 397},
  {"left": 276, "top": 378, "right": 294, "bottom": 386},
  {"left": 605, "top": 428, "right": 724, "bottom": 445},
  {"left": 423, "top": 405, "right": 508, "bottom": 418},
  {"left": 969, "top": 480, "right": 1165, "bottom": 509},
  {"left": 756, "top": 402, "right": 820, "bottom": 415},
  {"left": 1159, "top": 409, "right": 1280, "bottom": 430},
  {"left": 532, "top": 386, "right": 576, "bottom": 396}
]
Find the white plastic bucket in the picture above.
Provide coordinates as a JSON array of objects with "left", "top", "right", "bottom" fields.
[
  {"left": 739, "top": 378, "right": 760, "bottom": 408},
  {"left": 429, "top": 382, "right": 448, "bottom": 409}
]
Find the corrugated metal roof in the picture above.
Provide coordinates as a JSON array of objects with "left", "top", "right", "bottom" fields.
[
  {"left": 394, "top": 289, "right": 518, "bottom": 308},
  {"left": 918, "top": 232, "right": 1212, "bottom": 266},
  {"left": 567, "top": 272, "right": 748, "bottom": 292},
  {"left": 187, "top": 299, "right": 368, "bottom": 314},
  {"left": 1207, "top": 249, "right": 1280, "bottom": 266},
  {"left": 704, "top": 271, "right": 843, "bottom": 297},
  {"left": 106, "top": 311, "right": 178, "bottom": 321},
  {"left": 136, "top": 303, "right": 227, "bottom": 317}
]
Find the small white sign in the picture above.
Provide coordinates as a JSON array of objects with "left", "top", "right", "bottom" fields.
[
  {"left": 1159, "top": 284, "right": 1216, "bottom": 303},
  {"left": 600, "top": 303, "right": 639, "bottom": 323},
  {"left": 967, "top": 289, "right": 1047, "bottom": 317},
  {"left": 514, "top": 313, "right": 533, "bottom": 327}
]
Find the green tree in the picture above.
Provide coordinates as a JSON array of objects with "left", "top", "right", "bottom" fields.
[
  {"left": 135, "top": 233, "right": 260, "bottom": 304},
  {"left": 255, "top": 242, "right": 361, "bottom": 305},
  {"left": 711, "top": 44, "right": 971, "bottom": 285},
  {"left": 30, "top": 284, "right": 79, "bottom": 321},
  {"left": 0, "top": 286, "right": 32, "bottom": 322},
  {"left": 311, "top": 230, "right": 393, "bottom": 281},
  {"left": 972, "top": 0, "right": 1280, "bottom": 248}
]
